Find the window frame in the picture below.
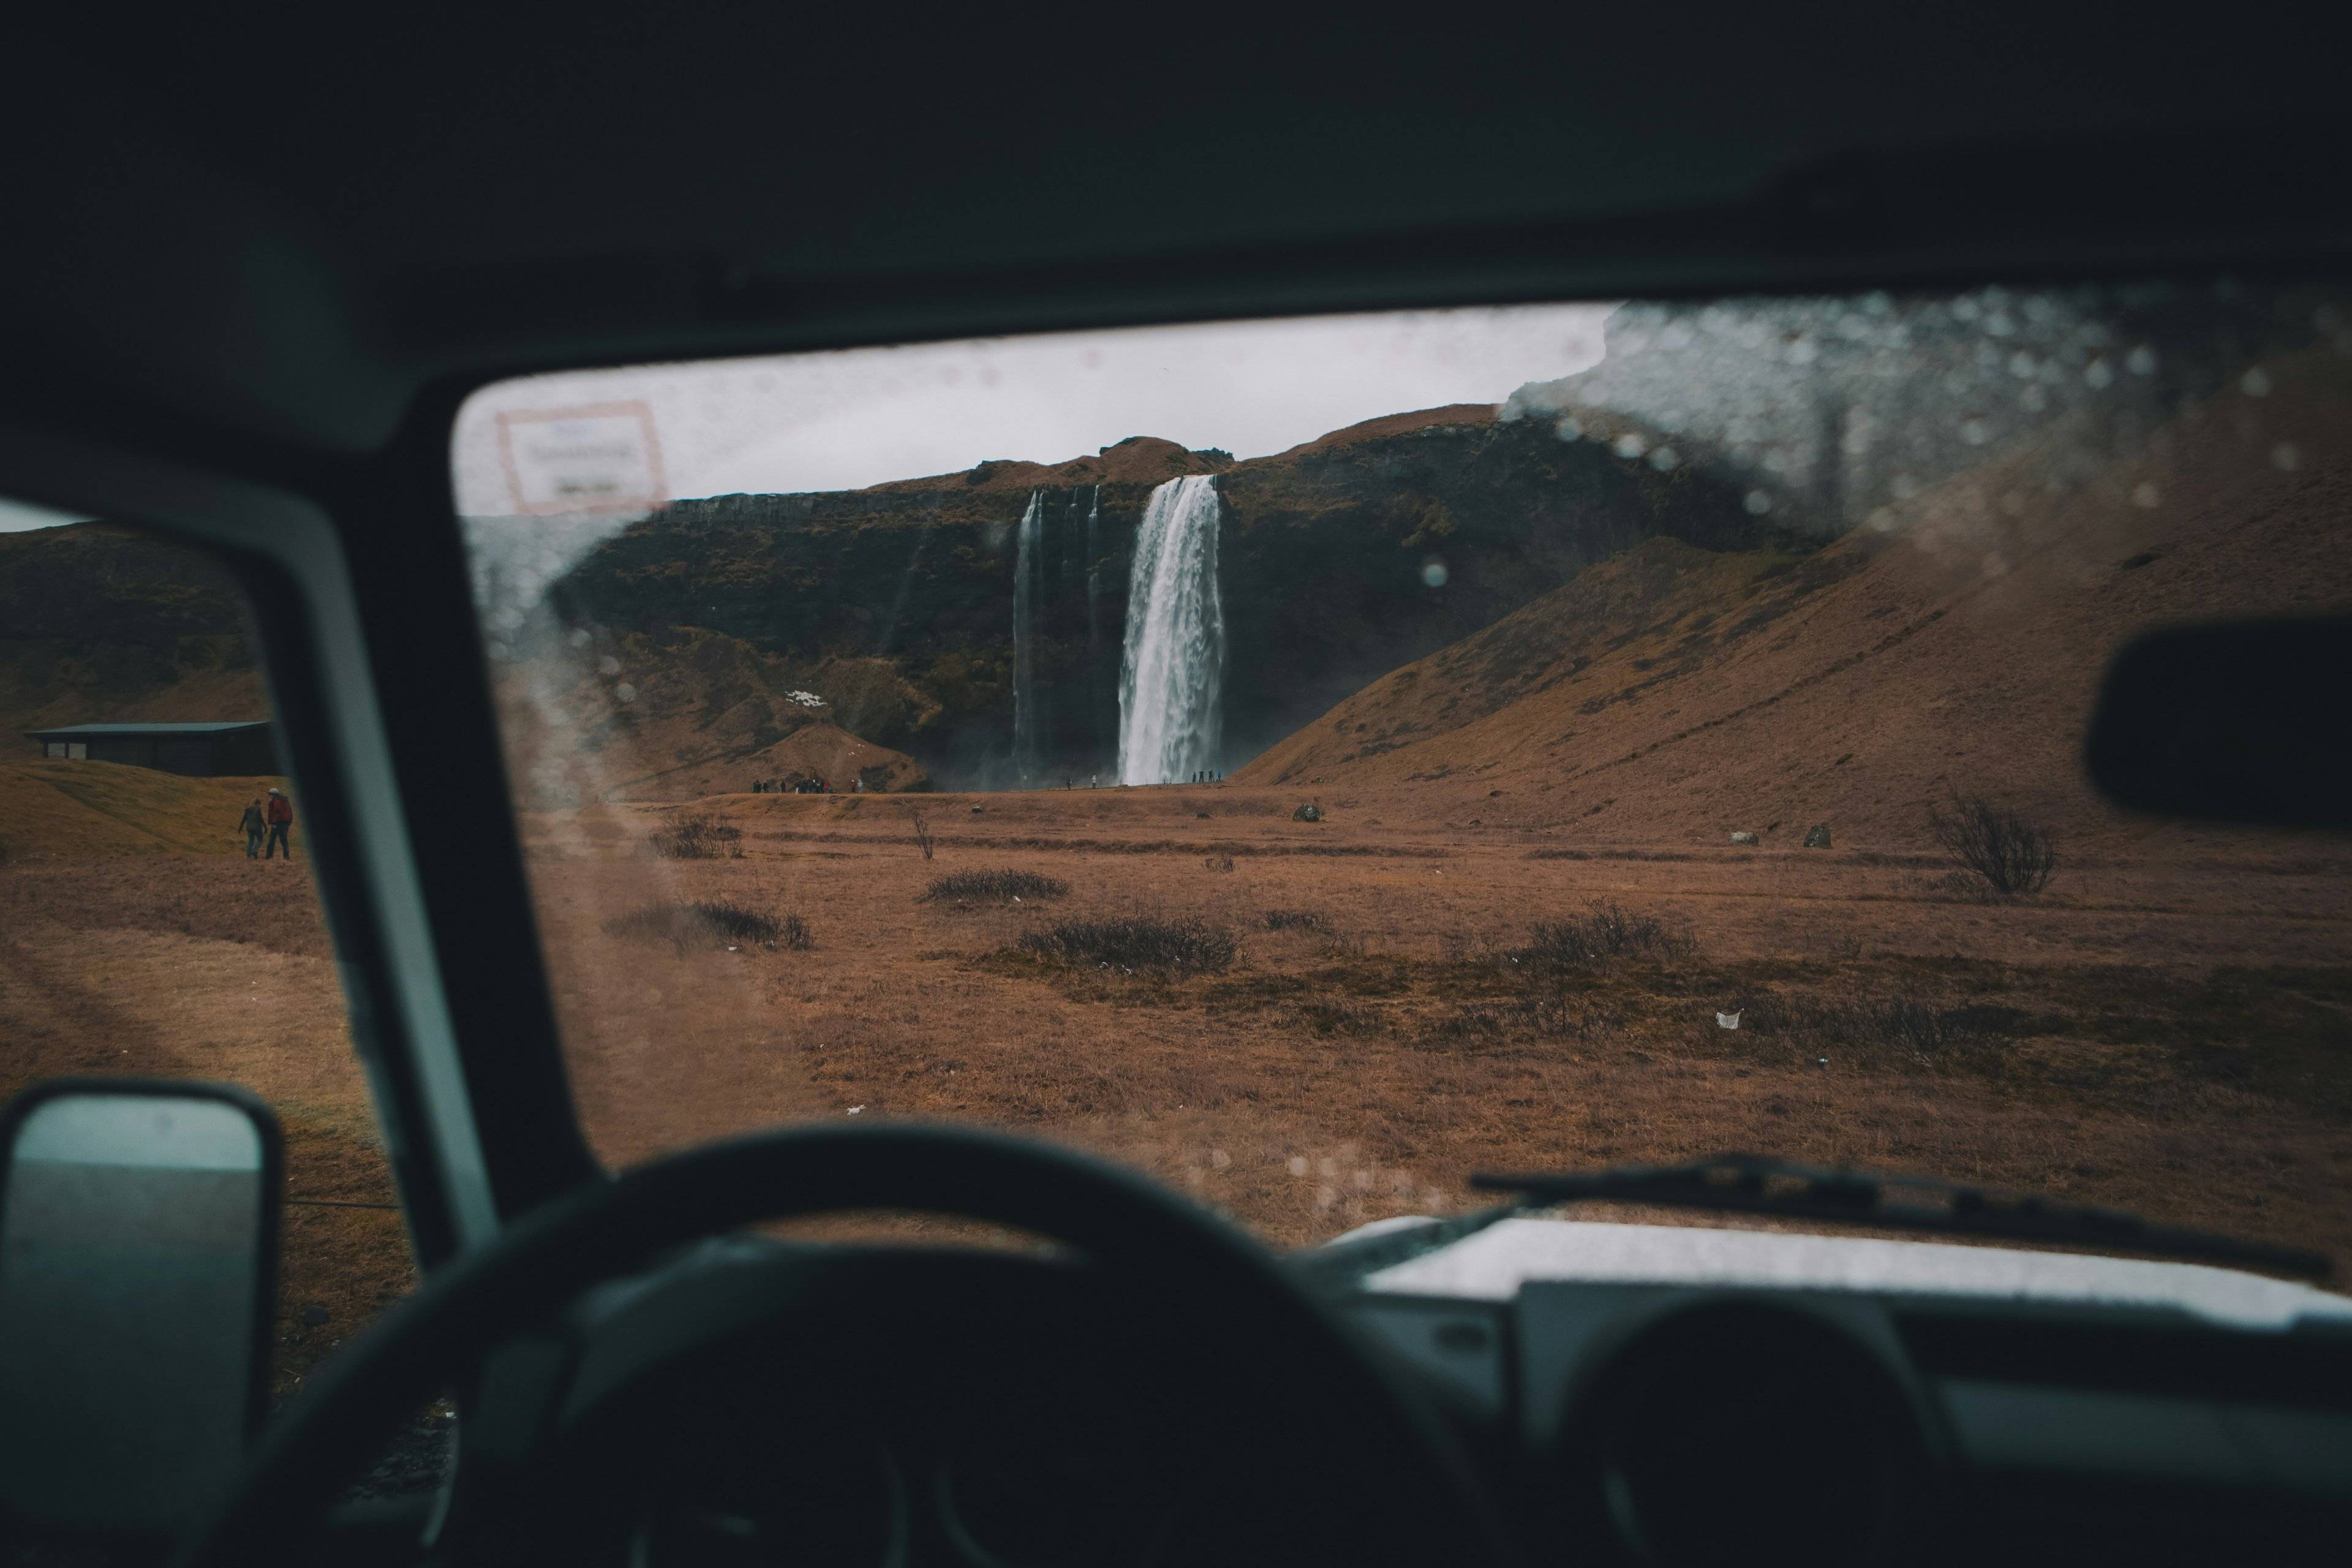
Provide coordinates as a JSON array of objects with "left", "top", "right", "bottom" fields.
[{"left": 0, "top": 414, "right": 598, "bottom": 1266}]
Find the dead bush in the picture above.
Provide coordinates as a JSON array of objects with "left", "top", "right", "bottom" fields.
[
  {"left": 1927, "top": 791, "right": 2057, "bottom": 896},
  {"left": 1203, "top": 854, "right": 1235, "bottom": 872},
  {"left": 1262, "top": 908, "right": 1328, "bottom": 933},
  {"left": 1017, "top": 916, "right": 1237, "bottom": 973},
  {"left": 920, "top": 869, "right": 1069, "bottom": 904},
  {"left": 648, "top": 814, "right": 742, "bottom": 860},
  {"left": 601, "top": 900, "right": 808, "bottom": 952},
  {"left": 1502, "top": 902, "right": 1694, "bottom": 972}
]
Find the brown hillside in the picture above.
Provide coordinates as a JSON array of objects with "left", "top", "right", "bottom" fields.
[
  {"left": 0, "top": 522, "right": 267, "bottom": 739},
  {"left": 0, "top": 761, "right": 290, "bottom": 856},
  {"left": 1237, "top": 346, "right": 2352, "bottom": 853},
  {"left": 493, "top": 625, "right": 929, "bottom": 805}
]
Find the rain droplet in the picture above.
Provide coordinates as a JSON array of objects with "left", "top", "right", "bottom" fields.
[
  {"left": 2132, "top": 483, "right": 2161, "bottom": 509},
  {"left": 2127, "top": 345, "right": 2158, "bottom": 375},
  {"left": 1555, "top": 415, "right": 1585, "bottom": 440},
  {"left": 1743, "top": 490, "right": 1774, "bottom": 515},
  {"left": 615, "top": 682, "right": 636, "bottom": 703},
  {"left": 2271, "top": 442, "right": 2302, "bottom": 472},
  {"left": 1421, "top": 559, "right": 1449, "bottom": 589},
  {"left": 2241, "top": 367, "right": 2274, "bottom": 397},
  {"left": 1613, "top": 433, "right": 1648, "bottom": 460},
  {"left": 1648, "top": 446, "right": 1681, "bottom": 472},
  {"left": 2085, "top": 359, "right": 2115, "bottom": 390}
]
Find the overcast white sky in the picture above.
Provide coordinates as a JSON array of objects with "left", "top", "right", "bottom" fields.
[
  {"left": 0, "top": 496, "right": 89, "bottom": 533},
  {"left": 0, "top": 304, "right": 1616, "bottom": 531},
  {"left": 450, "top": 303, "right": 1615, "bottom": 518}
]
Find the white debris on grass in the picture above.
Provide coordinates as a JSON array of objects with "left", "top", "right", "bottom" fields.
[
  {"left": 785, "top": 690, "right": 826, "bottom": 707},
  {"left": 845, "top": 1105, "right": 865, "bottom": 1115},
  {"left": 1716, "top": 1010, "right": 1743, "bottom": 1030}
]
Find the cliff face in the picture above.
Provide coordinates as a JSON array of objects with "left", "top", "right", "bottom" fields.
[{"left": 549, "top": 408, "right": 1776, "bottom": 786}]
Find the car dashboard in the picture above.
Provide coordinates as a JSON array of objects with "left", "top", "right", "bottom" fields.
[{"left": 420, "top": 1226, "right": 2352, "bottom": 1568}]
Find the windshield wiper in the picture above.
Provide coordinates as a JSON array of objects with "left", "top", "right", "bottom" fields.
[{"left": 1471, "top": 1153, "right": 2332, "bottom": 1282}]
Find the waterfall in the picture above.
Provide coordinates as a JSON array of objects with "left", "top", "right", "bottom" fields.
[
  {"left": 1083, "top": 486, "right": 1102, "bottom": 757},
  {"left": 1117, "top": 475, "right": 1224, "bottom": 785},
  {"left": 1011, "top": 489, "right": 1044, "bottom": 783}
]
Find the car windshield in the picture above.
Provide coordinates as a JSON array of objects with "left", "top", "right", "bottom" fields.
[{"left": 451, "top": 285, "right": 2352, "bottom": 1267}]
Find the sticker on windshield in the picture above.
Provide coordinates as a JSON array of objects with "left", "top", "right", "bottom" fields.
[{"left": 494, "top": 401, "right": 668, "bottom": 515}]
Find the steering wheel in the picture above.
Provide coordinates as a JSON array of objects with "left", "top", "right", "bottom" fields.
[{"left": 173, "top": 1123, "right": 1518, "bottom": 1566}]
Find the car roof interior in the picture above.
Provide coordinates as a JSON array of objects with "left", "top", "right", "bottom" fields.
[{"left": 4, "top": 15, "right": 2347, "bottom": 468}]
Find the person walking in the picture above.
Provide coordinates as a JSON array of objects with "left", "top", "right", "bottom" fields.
[
  {"left": 263, "top": 787, "right": 295, "bottom": 860},
  {"left": 239, "top": 798, "right": 266, "bottom": 858}
]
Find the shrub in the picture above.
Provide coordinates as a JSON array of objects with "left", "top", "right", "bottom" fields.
[
  {"left": 1017, "top": 916, "right": 1237, "bottom": 973},
  {"left": 1503, "top": 902, "right": 1694, "bottom": 972},
  {"left": 648, "top": 814, "right": 742, "bottom": 860},
  {"left": 1203, "top": 854, "right": 1235, "bottom": 872},
  {"left": 601, "top": 900, "right": 808, "bottom": 952},
  {"left": 908, "top": 806, "right": 935, "bottom": 861},
  {"left": 1262, "top": 908, "right": 1327, "bottom": 932},
  {"left": 1927, "top": 791, "right": 2057, "bottom": 896},
  {"left": 920, "top": 868, "right": 1069, "bottom": 903}
]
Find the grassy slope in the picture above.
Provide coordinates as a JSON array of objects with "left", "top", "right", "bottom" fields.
[
  {"left": 0, "top": 760, "right": 291, "bottom": 857},
  {"left": 1235, "top": 347, "right": 2352, "bottom": 853}
]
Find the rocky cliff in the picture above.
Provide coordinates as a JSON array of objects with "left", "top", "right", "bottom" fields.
[{"left": 545, "top": 405, "right": 1780, "bottom": 787}]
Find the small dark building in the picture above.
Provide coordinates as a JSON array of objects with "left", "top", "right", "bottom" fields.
[{"left": 25, "top": 722, "right": 279, "bottom": 777}]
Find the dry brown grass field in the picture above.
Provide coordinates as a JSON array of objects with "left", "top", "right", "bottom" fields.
[
  {"left": 2, "top": 772, "right": 2348, "bottom": 1398},
  {"left": 0, "top": 854, "right": 409, "bottom": 1394},
  {"left": 524, "top": 786, "right": 2352, "bottom": 1270}
]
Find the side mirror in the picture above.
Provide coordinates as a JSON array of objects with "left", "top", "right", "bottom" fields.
[
  {"left": 2085, "top": 614, "right": 2352, "bottom": 831},
  {"left": 0, "top": 1080, "right": 281, "bottom": 1542}
]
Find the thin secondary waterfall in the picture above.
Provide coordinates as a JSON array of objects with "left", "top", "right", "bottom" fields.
[
  {"left": 1011, "top": 489, "right": 1044, "bottom": 783},
  {"left": 1117, "top": 474, "right": 1224, "bottom": 785}
]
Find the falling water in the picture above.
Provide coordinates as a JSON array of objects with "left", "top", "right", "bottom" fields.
[
  {"left": 1011, "top": 489, "right": 1044, "bottom": 783},
  {"left": 1117, "top": 475, "right": 1224, "bottom": 785}
]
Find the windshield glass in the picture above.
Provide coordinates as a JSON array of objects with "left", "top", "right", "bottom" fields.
[{"left": 451, "top": 286, "right": 2352, "bottom": 1268}]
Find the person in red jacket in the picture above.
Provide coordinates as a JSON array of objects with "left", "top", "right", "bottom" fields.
[{"left": 263, "top": 787, "right": 295, "bottom": 860}]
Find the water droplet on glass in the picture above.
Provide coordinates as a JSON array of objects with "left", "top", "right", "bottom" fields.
[
  {"left": 615, "top": 682, "right": 636, "bottom": 703},
  {"left": 597, "top": 655, "right": 620, "bottom": 676},
  {"left": 2085, "top": 359, "right": 2115, "bottom": 390},
  {"left": 1555, "top": 415, "right": 1584, "bottom": 440},
  {"left": 2241, "top": 367, "right": 2273, "bottom": 397},
  {"left": 2271, "top": 442, "right": 2302, "bottom": 472},
  {"left": 2132, "top": 483, "right": 2161, "bottom": 509},
  {"left": 1613, "top": 433, "right": 1648, "bottom": 460},
  {"left": 1744, "top": 490, "right": 1774, "bottom": 515},
  {"left": 1648, "top": 446, "right": 1680, "bottom": 472},
  {"left": 1420, "top": 559, "right": 1449, "bottom": 589},
  {"left": 2127, "top": 345, "right": 2158, "bottom": 375}
]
